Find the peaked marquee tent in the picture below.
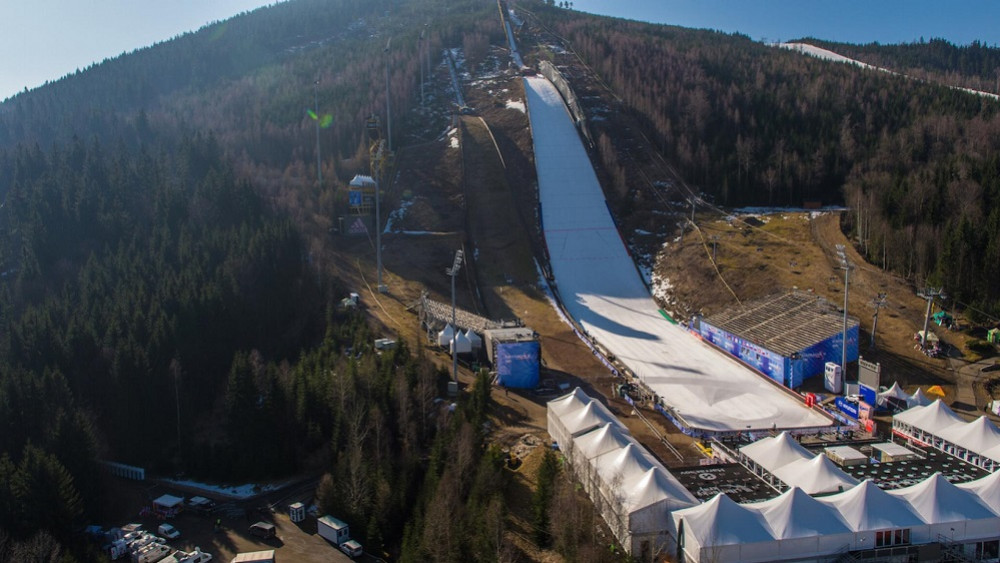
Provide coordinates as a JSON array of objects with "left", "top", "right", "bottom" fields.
[
  {"left": 771, "top": 454, "right": 859, "bottom": 495},
  {"left": 547, "top": 388, "right": 698, "bottom": 556}
]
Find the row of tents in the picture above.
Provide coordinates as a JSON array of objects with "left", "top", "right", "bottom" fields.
[
  {"left": 739, "top": 433, "right": 859, "bottom": 495},
  {"left": 547, "top": 388, "right": 699, "bottom": 557},
  {"left": 673, "top": 471, "right": 1000, "bottom": 562},
  {"left": 893, "top": 399, "right": 1000, "bottom": 472},
  {"left": 877, "top": 382, "right": 936, "bottom": 409}
]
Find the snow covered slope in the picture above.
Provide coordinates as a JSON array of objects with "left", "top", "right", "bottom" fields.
[
  {"left": 524, "top": 76, "right": 831, "bottom": 432},
  {"left": 779, "top": 42, "right": 1000, "bottom": 101}
]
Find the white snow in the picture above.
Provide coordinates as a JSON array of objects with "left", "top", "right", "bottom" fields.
[
  {"left": 779, "top": 43, "right": 1000, "bottom": 101},
  {"left": 505, "top": 99, "right": 526, "bottom": 113},
  {"left": 161, "top": 478, "right": 286, "bottom": 499},
  {"left": 383, "top": 198, "right": 415, "bottom": 233},
  {"left": 524, "top": 76, "right": 832, "bottom": 433}
]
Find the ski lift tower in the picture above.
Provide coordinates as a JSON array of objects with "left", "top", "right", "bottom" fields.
[{"left": 366, "top": 114, "right": 393, "bottom": 293}]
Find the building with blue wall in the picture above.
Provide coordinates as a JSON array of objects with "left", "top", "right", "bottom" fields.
[{"left": 696, "top": 291, "right": 859, "bottom": 389}]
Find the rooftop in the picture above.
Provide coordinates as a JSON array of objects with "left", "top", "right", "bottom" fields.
[{"left": 701, "top": 290, "right": 861, "bottom": 357}]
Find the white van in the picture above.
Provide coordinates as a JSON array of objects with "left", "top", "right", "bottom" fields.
[{"left": 339, "top": 539, "right": 363, "bottom": 558}]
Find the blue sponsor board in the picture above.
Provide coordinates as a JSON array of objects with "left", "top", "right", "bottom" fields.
[
  {"left": 496, "top": 341, "right": 539, "bottom": 389},
  {"left": 699, "top": 319, "right": 859, "bottom": 389},
  {"left": 835, "top": 397, "right": 860, "bottom": 419},
  {"left": 859, "top": 383, "right": 877, "bottom": 408},
  {"left": 349, "top": 190, "right": 362, "bottom": 207}
]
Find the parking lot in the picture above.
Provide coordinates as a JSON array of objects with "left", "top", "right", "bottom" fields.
[{"left": 97, "top": 479, "right": 365, "bottom": 562}]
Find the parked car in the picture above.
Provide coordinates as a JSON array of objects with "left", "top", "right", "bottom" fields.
[
  {"left": 248, "top": 522, "right": 276, "bottom": 539},
  {"left": 157, "top": 523, "right": 180, "bottom": 540},
  {"left": 339, "top": 539, "right": 364, "bottom": 558}
]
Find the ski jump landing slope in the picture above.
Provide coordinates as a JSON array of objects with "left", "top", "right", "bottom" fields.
[{"left": 523, "top": 76, "right": 831, "bottom": 433}]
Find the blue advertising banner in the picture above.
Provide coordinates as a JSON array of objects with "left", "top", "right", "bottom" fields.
[
  {"left": 835, "top": 397, "right": 860, "bottom": 419},
  {"left": 496, "top": 341, "right": 540, "bottom": 389},
  {"left": 699, "top": 323, "right": 787, "bottom": 386}
]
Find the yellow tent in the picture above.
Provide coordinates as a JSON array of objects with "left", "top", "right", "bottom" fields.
[{"left": 926, "top": 385, "right": 946, "bottom": 397}]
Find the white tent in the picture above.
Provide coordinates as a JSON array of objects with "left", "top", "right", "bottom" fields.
[
  {"left": 673, "top": 494, "right": 776, "bottom": 563},
  {"left": 957, "top": 471, "right": 1000, "bottom": 516},
  {"left": 437, "top": 324, "right": 455, "bottom": 347},
  {"left": 560, "top": 401, "right": 624, "bottom": 447},
  {"left": 749, "top": 487, "right": 851, "bottom": 539},
  {"left": 893, "top": 399, "right": 965, "bottom": 435},
  {"left": 937, "top": 416, "right": 1000, "bottom": 454},
  {"left": 464, "top": 329, "right": 482, "bottom": 350},
  {"left": 547, "top": 387, "right": 591, "bottom": 448},
  {"left": 571, "top": 422, "right": 632, "bottom": 467},
  {"left": 548, "top": 387, "right": 591, "bottom": 418},
  {"left": 818, "top": 480, "right": 924, "bottom": 531},
  {"left": 549, "top": 388, "right": 699, "bottom": 557},
  {"left": 906, "top": 388, "right": 933, "bottom": 408},
  {"left": 153, "top": 494, "right": 184, "bottom": 510},
  {"left": 450, "top": 330, "right": 472, "bottom": 355},
  {"left": 889, "top": 473, "right": 996, "bottom": 524},
  {"left": 740, "top": 432, "right": 813, "bottom": 474},
  {"left": 771, "top": 454, "right": 859, "bottom": 495},
  {"left": 877, "top": 382, "right": 910, "bottom": 406},
  {"left": 983, "top": 444, "right": 1000, "bottom": 465}
]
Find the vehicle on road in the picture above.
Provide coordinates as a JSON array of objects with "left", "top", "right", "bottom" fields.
[
  {"left": 248, "top": 522, "right": 276, "bottom": 539},
  {"left": 339, "top": 539, "right": 363, "bottom": 558}
]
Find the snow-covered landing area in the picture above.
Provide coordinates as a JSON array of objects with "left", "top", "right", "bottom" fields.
[
  {"left": 779, "top": 42, "right": 1000, "bottom": 101},
  {"left": 524, "top": 76, "right": 831, "bottom": 433}
]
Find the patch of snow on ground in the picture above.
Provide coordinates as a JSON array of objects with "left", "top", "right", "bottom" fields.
[
  {"left": 505, "top": 99, "right": 525, "bottom": 113},
  {"left": 450, "top": 136, "right": 460, "bottom": 149},
  {"left": 161, "top": 478, "right": 286, "bottom": 499},
  {"left": 384, "top": 198, "right": 415, "bottom": 233},
  {"left": 651, "top": 270, "right": 675, "bottom": 309},
  {"left": 634, "top": 229, "right": 652, "bottom": 235}
]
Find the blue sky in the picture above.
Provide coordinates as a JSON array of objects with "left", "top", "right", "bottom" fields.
[
  {"left": 0, "top": 0, "right": 276, "bottom": 101},
  {"left": 2, "top": 0, "right": 999, "bottom": 101},
  {"left": 571, "top": 0, "right": 1000, "bottom": 46}
]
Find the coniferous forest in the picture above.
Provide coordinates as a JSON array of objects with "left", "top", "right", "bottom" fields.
[
  {"left": 0, "top": 0, "right": 509, "bottom": 560},
  {"left": 535, "top": 6, "right": 1000, "bottom": 317}
]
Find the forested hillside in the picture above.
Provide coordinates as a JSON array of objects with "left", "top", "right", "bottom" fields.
[
  {"left": 798, "top": 37, "right": 1000, "bottom": 95},
  {"left": 533, "top": 5, "right": 1000, "bottom": 317},
  {"left": 0, "top": 0, "right": 510, "bottom": 559}
]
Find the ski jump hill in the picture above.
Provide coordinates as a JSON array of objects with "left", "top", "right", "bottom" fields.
[{"left": 523, "top": 76, "right": 832, "bottom": 434}]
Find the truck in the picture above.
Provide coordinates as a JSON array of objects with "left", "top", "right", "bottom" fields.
[
  {"left": 316, "top": 515, "right": 350, "bottom": 546},
  {"left": 317, "top": 515, "right": 364, "bottom": 557}
]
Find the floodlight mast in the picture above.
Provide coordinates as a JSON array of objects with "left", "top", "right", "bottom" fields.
[
  {"left": 836, "top": 245, "right": 854, "bottom": 377},
  {"left": 447, "top": 250, "right": 464, "bottom": 384},
  {"left": 314, "top": 80, "right": 322, "bottom": 187}
]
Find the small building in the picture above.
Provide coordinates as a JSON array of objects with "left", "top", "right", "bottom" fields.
[
  {"left": 152, "top": 494, "right": 184, "bottom": 518},
  {"left": 872, "top": 442, "right": 918, "bottom": 463},
  {"left": 824, "top": 445, "right": 869, "bottom": 467},
  {"left": 696, "top": 291, "right": 860, "bottom": 389},
  {"left": 231, "top": 551, "right": 275, "bottom": 563},
  {"left": 987, "top": 328, "right": 1000, "bottom": 345}
]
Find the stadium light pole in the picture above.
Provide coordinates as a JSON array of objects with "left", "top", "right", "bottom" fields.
[
  {"left": 385, "top": 38, "right": 392, "bottom": 152},
  {"left": 447, "top": 249, "right": 464, "bottom": 384},
  {"left": 419, "top": 29, "right": 425, "bottom": 107},
  {"left": 836, "top": 245, "right": 853, "bottom": 377},
  {"left": 870, "top": 293, "right": 887, "bottom": 348},
  {"left": 313, "top": 80, "right": 322, "bottom": 187}
]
